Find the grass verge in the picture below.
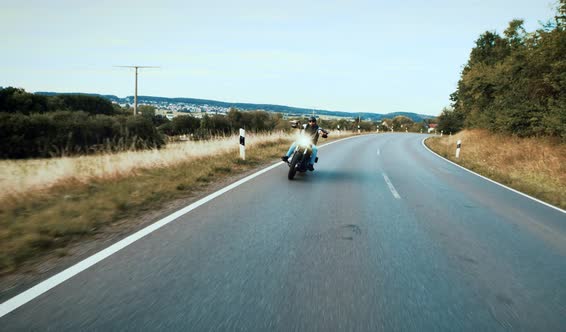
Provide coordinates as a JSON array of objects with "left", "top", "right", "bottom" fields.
[
  {"left": 425, "top": 129, "right": 566, "bottom": 209},
  {"left": 0, "top": 132, "right": 354, "bottom": 275}
]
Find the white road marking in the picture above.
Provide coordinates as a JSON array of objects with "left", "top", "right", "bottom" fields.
[
  {"left": 0, "top": 163, "right": 283, "bottom": 318},
  {"left": 382, "top": 173, "right": 401, "bottom": 199},
  {"left": 421, "top": 137, "right": 565, "bottom": 214},
  {"left": 377, "top": 149, "right": 381, "bottom": 156},
  {"left": 0, "top": 134, "right": 365, "bottom": 318}
]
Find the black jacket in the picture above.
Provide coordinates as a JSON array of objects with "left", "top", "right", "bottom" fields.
[{"left": 303, "top": 123, "right": 326, "bottom": 145}]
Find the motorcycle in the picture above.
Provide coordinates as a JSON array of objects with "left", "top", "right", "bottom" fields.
[
  {"left": 285, "top": 121, "right": 328, "bottom": 180},
  {"left": 286, "top": 134, "right": 318, "bottom": 180}
]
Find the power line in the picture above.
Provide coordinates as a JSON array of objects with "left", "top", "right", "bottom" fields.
[{"left": 114, "top": 66, "right": 160, "bottom": 116}]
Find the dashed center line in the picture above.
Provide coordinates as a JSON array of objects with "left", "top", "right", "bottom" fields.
[
  {"left": 382, "top": 173, "right": 401, "bottom": 199},
  {"left": 377, "top": 149, "right": 381, "bottom": 156}
]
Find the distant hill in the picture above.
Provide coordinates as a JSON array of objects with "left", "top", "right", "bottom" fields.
[{"left": 35, "top": 92, "right": 435, "bottom": 122}]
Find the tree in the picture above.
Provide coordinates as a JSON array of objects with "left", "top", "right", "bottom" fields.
[
  {"left": 137, "top": 105, "right": 168, "bottom": 126},
  {"left": 336, "top": 119, "right": 352, "bottom": 131},
  {"left": 392, "top": 115, "right": 414, "bottom": 131},
  {"left": 504, "top": 19, "right": 526, "bottom": 50},
  {"left": 469, "top": 31, "right": 510, "bottom": 66},
  {"left": 138, "top": 105, "right": 156, "bottom": 118},
  {"left": 57, "top": 94, "right": 116, "bottom": 115},
  {"left": 358, "top": 120, "right": 374, "bottom": 132},
  {"left": 380, "top": 118, "right": 393, "bottom": 131},
  {"left": 437, "top": 107, "right": 465, "bottom": 133},
  {"left": 0, "top": 87, "right": 49, "bottom": 114},
  {"left": 448, "top": 4, "right": 566, "bottom": 140},
  {"left": 556, "top": 0, "right": 566, "bottom": 27}
]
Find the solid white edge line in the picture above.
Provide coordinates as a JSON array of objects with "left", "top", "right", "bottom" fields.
[
  {"left": 0, "top": 134, "right": 365, "bottom": 318},
  {"left": 382, "top": 173, "right": 401, "bottom": 199},
  {"left": 421, "top": 137, "right": 565, "bottom": 214}
]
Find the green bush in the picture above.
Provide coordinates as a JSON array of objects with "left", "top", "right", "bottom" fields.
[
  {"left": 158, "top": 115, "right": 200, "bottom": 136},
  {"left": 0, "top": 112, "right": 164, "bottom": 158}
]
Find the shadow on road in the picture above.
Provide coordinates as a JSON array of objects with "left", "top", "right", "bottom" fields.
[{"left": 309, "top": 169, "right": 377, "bottom": 184}]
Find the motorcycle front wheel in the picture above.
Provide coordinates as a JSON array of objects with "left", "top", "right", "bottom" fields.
[{"left": 288, "top": 152, "right": 301, "bottom": 180}]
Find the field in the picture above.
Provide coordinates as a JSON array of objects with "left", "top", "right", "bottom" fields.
[{"left": 425, "top": 129, "right": 566, "bottom": 209}]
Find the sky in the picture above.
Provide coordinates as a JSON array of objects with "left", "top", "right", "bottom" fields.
[{"left": 0, "top": 0, "right": 558, "bottom": 116}]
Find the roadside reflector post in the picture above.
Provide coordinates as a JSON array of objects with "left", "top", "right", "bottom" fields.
[
  {"left": 358, "top": 125, "right": 361, "bottom": 134},
  {"left": 239, "top": 128, "right": 245, "bottom": 160},
  {"left": 456, "top": 140, "right": 462, "bottom": 159},
  {"left": 441, "top": 130, "right": 444, "bottom": 137}
]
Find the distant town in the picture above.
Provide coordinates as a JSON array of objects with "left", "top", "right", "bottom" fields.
[
  {"left": 36, "top": 91, "right": 435, "bottom": 123},
  {"left": 115, "top": 97, "right": 357, "bottom": 121},
  {"left": 129, "top": 100, "right": 230, "bottom": 120}
]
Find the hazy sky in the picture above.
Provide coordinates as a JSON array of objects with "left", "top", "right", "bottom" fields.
[{"left": 0, "top": 0, "right": 557, "bottom": 115}]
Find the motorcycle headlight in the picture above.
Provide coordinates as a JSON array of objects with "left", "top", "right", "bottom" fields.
[{"left": 297, "top": 136, "right": 312, "bottom": 146}]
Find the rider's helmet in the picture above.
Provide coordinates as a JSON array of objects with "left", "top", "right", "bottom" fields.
[{"left": 308, "top": 116, "right": 317, "bottom": 123}]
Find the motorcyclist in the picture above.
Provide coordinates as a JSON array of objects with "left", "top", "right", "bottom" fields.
[{"left": 281, "top": 116, "right": 328, "bottom": 171}]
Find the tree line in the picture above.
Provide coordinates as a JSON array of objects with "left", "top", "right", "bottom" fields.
[
  {"left": 0, "top": 88, "right": 315, "bottom": 158},
  {"left": 437, "top": 1, "right": 566, "bottom": 141},
  {"left": 0, "top": 87, "right": 431, "bottom": 159},
  {"left": 0, "top": 88, "right": 164, "bottom": 158}
]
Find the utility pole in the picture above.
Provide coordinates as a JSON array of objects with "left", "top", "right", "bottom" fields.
[{"left": 115, "top": 65, "right": 159, "bottom": 115}]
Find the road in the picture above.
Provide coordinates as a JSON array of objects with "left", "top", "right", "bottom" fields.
[{"left": 1, "top": 133, "right": 565, "bottom": 331}]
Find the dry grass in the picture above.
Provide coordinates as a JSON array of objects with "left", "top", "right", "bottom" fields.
[
  {"left": 426, "top": 129, "right": 566, "bottom": 209},
  {"left": 0, "top": 130, "right": 352, "bottom": 274},
  {"left": 0, "top": 131, "right": 295, "bottom": 199}
]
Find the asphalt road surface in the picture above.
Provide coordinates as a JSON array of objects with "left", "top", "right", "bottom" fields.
[{"left": 1, "top": 134, "right": 565, "bottom": 331}]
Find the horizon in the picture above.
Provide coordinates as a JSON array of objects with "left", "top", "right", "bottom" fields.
[
  {"left": 32, "top": 89, "right": 435, "bottom": 117},
  {"left": 1, "top": 0, "right": 558, "bottom": 117}
]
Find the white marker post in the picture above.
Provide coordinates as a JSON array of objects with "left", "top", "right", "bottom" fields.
[
  {"left": 456, "top": 140, "right": 462, "bottom": 159},
  {"left": 239, "top": 128, "right": 245, "bottom": 160},
  {"left": 337, "top": 125, "right": 341, "bottom": 136}
]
